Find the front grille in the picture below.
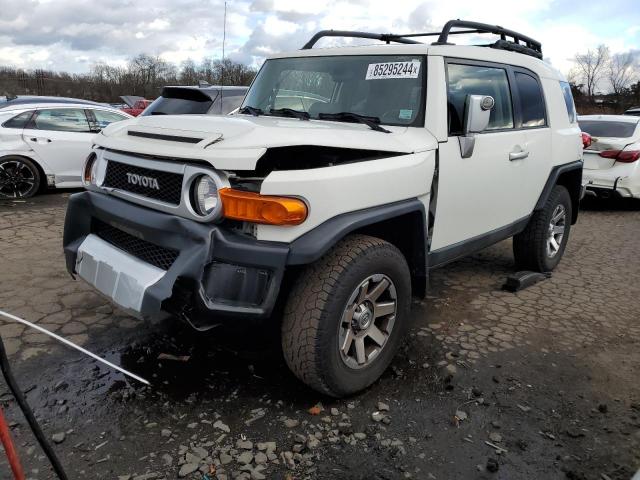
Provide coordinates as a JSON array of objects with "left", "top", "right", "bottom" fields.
[
  {"left": 103, "top": 160, "right": 183, "bottom": 205},
  {"left": 93, "top": 219, "right": 178, "bottom": 270}
]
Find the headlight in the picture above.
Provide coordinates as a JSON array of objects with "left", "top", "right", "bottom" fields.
[
  {"left": 82, "top": 152, "right": 98, "bottom": 186},
  {"left": 191, "top": 174, "right": 220, "bottom": 216}
]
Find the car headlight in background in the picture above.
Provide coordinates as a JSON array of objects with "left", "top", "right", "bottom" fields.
[
  {"left": 191, "top": 174, "right": 221, "bottom": 217},
  {"left": 82, "top": 152, "right": 98, "bottom": 186}
]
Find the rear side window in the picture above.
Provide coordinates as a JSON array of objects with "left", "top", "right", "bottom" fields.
[
  {"left": 2, "top": 110, "right": 34, "bottom": 129},
  {"left": 514, "top": 72, "right": 546, "bottom": 127},
  {"left": 560, "top": 82, "right": 577, "bottom": 124},
  {"left": 33, "top": 108, "right": 91, "bottom": 132},
  {"left": 578, "top": 120, "right": 638, "bottom": 138},
  {"left": 447, "top": 63, "right": 514, "bottom": 134}
]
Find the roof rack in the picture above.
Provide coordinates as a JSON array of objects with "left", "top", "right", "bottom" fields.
[
  {"left": 302, "top": 31, "right": 421, "bottom": 49},
  {"left": 301, "top": 19, "right": 543, "bottom": 59}
]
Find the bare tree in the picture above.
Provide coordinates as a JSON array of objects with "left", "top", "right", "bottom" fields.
[
  {"left": 608, "top": 52, "right": 637, "bottom": 96},
  {"left": 179, "top": 59, "right": 199, "bottom": 85},
  {"left": 574, "top": 44, "right": 609, "bottom": 99},
  {"left": 1, "top": 56, "right": 257, "bottom": 103}
]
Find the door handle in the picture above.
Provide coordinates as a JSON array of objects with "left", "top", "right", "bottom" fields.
[
  {"left": 29, "top": 138, "right": 51, "bottom": 143},
  {"left": 509, "top": 149, "right": 529, "bottom": 161}
]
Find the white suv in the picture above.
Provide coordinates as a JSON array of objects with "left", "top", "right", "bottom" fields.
[{"left": 63, "top": 20, "right": 583, "bottom": 397}]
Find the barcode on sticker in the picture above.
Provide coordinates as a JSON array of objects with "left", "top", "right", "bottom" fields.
[{"left": 366, "top": 61, "right": 421, "bottom": 80}]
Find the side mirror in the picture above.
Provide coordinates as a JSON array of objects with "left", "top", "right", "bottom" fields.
[{"left": 459, "top": 94, "right": 495, "bottom": 158}]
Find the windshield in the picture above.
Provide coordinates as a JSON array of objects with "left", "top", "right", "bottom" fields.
[
  {"left": 241, "top": 55, "right": 426, "bottom": 127},
  {"left": 578, "top": 120, "right": 638, "bottom": 138}
]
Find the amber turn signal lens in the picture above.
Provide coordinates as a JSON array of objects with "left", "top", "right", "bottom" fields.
[
  {"left": 82, "top": 152, "right": 97, "bottom": 186},
  {"left": 220, "top": 188, "right": 307, "bottom": 225}
]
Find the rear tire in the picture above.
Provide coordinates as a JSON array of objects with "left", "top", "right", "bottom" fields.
[
  {"left": 0, "top": 156, "right": 41, "bottom": 199},
  {"left": 513, "top": 185, "right": 572, "bottom": 272},
  {"left": 281, "top": 235, "right": 411, "bottom": 397}
]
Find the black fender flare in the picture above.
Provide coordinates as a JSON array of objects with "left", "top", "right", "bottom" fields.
[
  {"left": 534, "top": 160, "right": 583, "bottom": 224},
  {"left": 286, "top": 199, "right": 427, "bottom": 268}
]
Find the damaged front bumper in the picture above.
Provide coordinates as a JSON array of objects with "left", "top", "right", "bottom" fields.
[{"left": 63, "top": 191, "right": 288, "bottom": 329}]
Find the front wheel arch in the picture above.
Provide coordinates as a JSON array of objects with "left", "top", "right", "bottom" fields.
[{"left": 287, "top": 200, "right": 428, "bottom": 298}]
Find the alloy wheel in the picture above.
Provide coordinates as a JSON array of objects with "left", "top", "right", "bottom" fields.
[
  {"left": 338, "top": 274, "right": 397, "bottom": 369},
  {"left": 0, "top": 160, "right": 38, "bottom": 198},
  {"left": 546, "top": 204, "right": 566, "bottom": 258}
]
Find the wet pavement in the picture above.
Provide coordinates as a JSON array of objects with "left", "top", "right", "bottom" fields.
[{"left": 0, "top": 192, "right": 639, "bottom": 480}]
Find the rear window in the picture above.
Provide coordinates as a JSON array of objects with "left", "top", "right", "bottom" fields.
[
  {"left": 1, "top": 110, "right": 34, "bottom": 129},
  {"left": 143, "top": 88, "right": 214, "bottom": 116},
  {"left": 560, "top": 82, "right": 577, "bottom": 124},
  {"left": 209, "top": 95, "right": 245, "bottom": 115},
  {"left": 578, "top": 120, "right": 638, "bottom": 138}
]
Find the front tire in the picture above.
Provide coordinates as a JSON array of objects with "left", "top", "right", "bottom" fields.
[
  {"left": 281, "top": 235, "right": 411, "bottom": 397},
  {"left": 0, "top": 156, "right": 41, "bottom": 199},
  {"left": 513, "top": 185, "right": 572, "bottom": 272}
]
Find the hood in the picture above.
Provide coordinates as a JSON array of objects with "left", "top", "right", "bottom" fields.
[{"left": 95, "top": 114, "right": 438, "bottom": 170}]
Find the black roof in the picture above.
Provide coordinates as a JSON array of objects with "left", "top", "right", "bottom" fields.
[{"left": 0, "top": 95, "right": 104, "bottom": 109}]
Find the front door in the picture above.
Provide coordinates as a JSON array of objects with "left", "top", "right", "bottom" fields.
[
  {"left": 430, "top": 61, "right": 531, "bottom": 253},
  {"left": 24, "top": 108, "right": 95, "bottom": 185}
]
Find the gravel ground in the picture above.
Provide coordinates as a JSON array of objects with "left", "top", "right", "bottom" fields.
[{"left": 0, "top": 192, "right": 639, "bottom": 480}]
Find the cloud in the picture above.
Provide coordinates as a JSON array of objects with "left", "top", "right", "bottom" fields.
[{"left": 0, "top": 0, "right": 638, "bottom": 86}]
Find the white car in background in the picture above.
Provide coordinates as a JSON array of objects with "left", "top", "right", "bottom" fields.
[
  {"left": 0, "top": 97, "right": 131, "bottom": 198},
  {"left": 579, "top": 115, "right": 640, "bottom": 199}
]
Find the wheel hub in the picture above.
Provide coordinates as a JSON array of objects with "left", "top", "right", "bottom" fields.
[
  {"left": 352, "top": 303, "right": 373, "bottom": 330},
  {"left": 338, "top": 274, "right": 397, "bottom": 370}
]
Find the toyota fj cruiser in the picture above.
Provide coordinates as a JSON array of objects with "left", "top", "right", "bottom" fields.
[{"left": 63, "top": 20, "right": 583, "bottom": 397}]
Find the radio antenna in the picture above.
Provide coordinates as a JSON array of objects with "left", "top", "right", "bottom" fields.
[{"left": 220, "top": 0, "right": 227, "bottom": 113}]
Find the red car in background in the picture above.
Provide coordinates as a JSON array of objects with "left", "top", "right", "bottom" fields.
[{"left": 119, "top": 96, "right": 152, "bottom": 116}]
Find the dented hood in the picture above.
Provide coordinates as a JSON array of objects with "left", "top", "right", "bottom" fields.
[{"left": 95, "top": 114, "right": 438, "bottom": 170}]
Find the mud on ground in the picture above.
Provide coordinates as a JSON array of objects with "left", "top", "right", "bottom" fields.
[{"left": 0, "top": 193, "right": 638, "bottom": 480}]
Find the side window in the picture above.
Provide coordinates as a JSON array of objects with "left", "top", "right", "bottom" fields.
[
  {"left": 90, "top": 110, "right": 129, "bottom": 129},
  {"left": 33, "top": 109, "right": 91, "bottom": 133},
  {"left": 560, "top": 81, "right": 577, "bottom": 124},
  {"left": 447, "top": 63, "right": 514, "bottom": 135},
  {"left": 2, "top": 111, "right": 34, "bottom": 129},
  {"left": 515, "top": 72, "right": 546, "bottom": 127}
]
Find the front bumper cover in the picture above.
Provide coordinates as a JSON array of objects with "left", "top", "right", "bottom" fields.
[{"left": 63, "top": 191, "right": 289, "bottom": 327}]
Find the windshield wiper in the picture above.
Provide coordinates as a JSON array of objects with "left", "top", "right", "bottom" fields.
[
  {"left": 150, "top": 111, "right": 167, "bottom": 115},
  {"left": 269, "top": 108, "right": 310, "bottom": 121},
  {"left": 317, "top": 112, "right": 390, "bottom": 133},
  {"left": 239, "top": 106, "right": 263, "bottom": 116}
]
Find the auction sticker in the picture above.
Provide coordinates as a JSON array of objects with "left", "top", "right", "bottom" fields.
[{"left": 366, "top": 61, "right": 421, "bottom": 80}]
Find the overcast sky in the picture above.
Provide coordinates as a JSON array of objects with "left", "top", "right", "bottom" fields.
[{"left": 0, "top": 0, "right": 638, "bottom": 77}]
